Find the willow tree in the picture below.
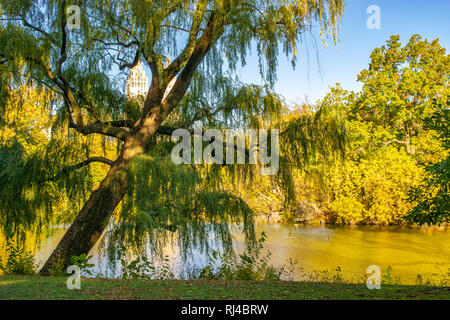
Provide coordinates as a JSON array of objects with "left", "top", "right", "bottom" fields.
[{"left": 0, "top": 0, "right": 344, "bottom": 274}]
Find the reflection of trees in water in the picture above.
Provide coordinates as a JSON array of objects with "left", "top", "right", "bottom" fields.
[{"left": 5, "top": 225, "right": 449, "bottom": 284}]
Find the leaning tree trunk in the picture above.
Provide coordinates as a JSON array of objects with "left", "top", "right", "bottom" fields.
[
  {"left": 39, "top": 161, "right": 128, "bottom": 275},
  {"left": 39, "top": 109, "right": 164, "bottom": 275}
]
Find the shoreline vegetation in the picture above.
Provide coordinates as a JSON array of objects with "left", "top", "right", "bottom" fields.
[
  {"left": 0, "top": 276, "right": 449, "bottom": 300},
  {"left": 254, "top": 212, "right": 450, "bottom": 227}
]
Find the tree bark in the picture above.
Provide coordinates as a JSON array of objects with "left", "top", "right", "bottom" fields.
[{"left": 39, "top": 161, "right": 128, "bottom": 275}]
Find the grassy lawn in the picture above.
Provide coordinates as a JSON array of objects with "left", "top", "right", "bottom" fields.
[{"left": 0, "top": 276, "right": 449, "bottom": 300}]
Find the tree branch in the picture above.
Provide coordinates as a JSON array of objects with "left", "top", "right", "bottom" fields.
[
  {"left": 161, "top": 12, "right": 224, "bottom": 118},
  {"left": 119, "top": 47, "right": 140, "bottom": 70},
  {"left": 156, "top": 125, "right": 252, "bottom": 159},
  {"left": 71, "top": 156, "right": 114, "bottom": 168},
  {"left": 163, "top": 0, "right": 208, "bottom": 85},
  {"left": 20, "top": 15, "right": 57, "bottom": 46},
  {"left": 70, "top": 121, "right": 131, "bottom": 141},
  {"left": 45, "top": 157, "right": 114, "bottom": 182},
  {"left": 104, "top": 120, "right": 135, "bottom": 128},
  {"left": 383, "top": 139, "right": 408, "bottom": 147}
]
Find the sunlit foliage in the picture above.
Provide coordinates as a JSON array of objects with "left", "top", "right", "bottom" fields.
[
  {"left": 407, "top": 104, "right": 450, "bottom": 226},
  {"left": 293, "top": 35, "right": 449, "bottom": 225},
  {"left": 0, "top": 83, "right": 119, "bottom": 235},
  {"left": 356, "top": 34, "right": 449, "bottom": 156},
  {"left": 236, "top": 35, "right": 449, "bottom": 226}
]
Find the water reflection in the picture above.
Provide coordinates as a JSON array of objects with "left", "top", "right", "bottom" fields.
[{"left": 2, "top": 224, "right": 449, "bottom": 284}]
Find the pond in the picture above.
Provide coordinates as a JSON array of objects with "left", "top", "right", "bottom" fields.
[{"left": 19, "top": 224, "right": 450, "bottom": 284}]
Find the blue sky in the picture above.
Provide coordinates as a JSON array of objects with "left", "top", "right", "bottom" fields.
[{"left": 236, "top": 0, "right": 450, "bottom": 105}]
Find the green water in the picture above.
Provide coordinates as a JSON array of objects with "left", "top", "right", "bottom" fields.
[
  {"left": 9, "top": 224, "right": 450, "bottom": 284},
  {"left": 247, "top": 224, "right": 450, "bottom": 283}
]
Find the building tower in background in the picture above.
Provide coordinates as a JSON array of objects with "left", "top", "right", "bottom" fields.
[{"left": 126, "top": 60, "right": 148, "bottom": 100}]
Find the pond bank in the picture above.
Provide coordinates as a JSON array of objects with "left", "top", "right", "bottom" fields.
[{"left": 255, "top": 210, "right": 449, "bottom": 226}]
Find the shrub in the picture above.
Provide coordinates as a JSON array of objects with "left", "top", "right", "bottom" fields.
[
  {"left": 47, "top": 258, "right": 66, "bottom": 277},
  {"left": 120, "top": 254, "right": 174, "bottom": 280},
  {"left": 0, "top": 235, "right": 36, "bottom": 275},
  {"left": 195, "top": 232, "right": 286, "bottom": 281},
  {"left": 70, "top": 253, "right": 95, "bottom": 276}
]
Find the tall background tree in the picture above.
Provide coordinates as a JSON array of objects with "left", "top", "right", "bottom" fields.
[
  {"left": 0, "top": 0, "right": 345, "bottom": 273},
  {"left": 356, "top": 34, "right": 449, "bottom": 156},
  {"left": 279, "top": 35, "right": 449, "bottom": 225}
]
